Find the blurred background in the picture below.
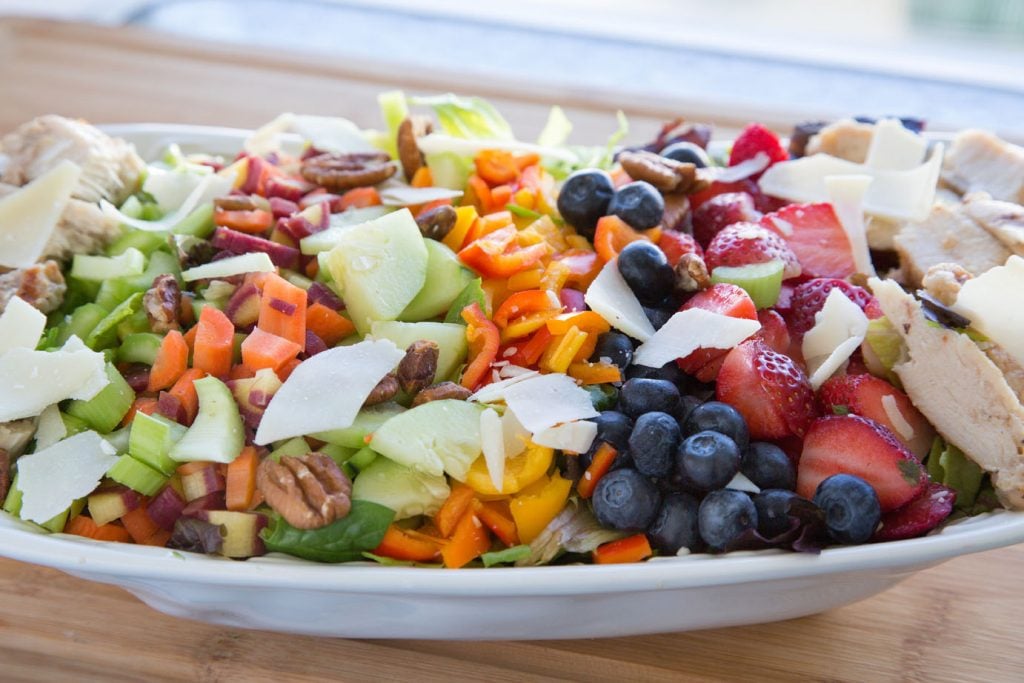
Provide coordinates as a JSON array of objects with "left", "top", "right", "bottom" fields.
[{"left": 1, "top": 0, "right": 1023, "bottom": 139}]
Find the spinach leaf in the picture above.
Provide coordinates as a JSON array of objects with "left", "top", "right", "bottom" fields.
[{"left": 262, "top": 500, "right": 395, "bottom": 563}]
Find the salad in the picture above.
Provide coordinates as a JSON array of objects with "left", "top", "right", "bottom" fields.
[{"left": 0, "top": 94, "right": 1021, "bottom": 569}]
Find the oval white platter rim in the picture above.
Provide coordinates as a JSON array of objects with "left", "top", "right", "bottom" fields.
[{"left": 3, "top": 122, "right": 1013, "bottom": 599}]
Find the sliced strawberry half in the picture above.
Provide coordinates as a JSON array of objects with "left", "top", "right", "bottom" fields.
[
  {"left": 716, "top": 338, "right": 817, "bottom": 440},
  {"left": 760, "top": 203, "right": 856, "bottom": 279},
  {"left": 872, "top": 483, "right": 956, "bottom": 541},
  {"left": 753, "top": 309, "right": 790, "bottom": 355},
  {"left": 689, "top": 179, "right": 762, "bottom": 211},
  {"left": 676, "top": 283, "right": 757, "bottom": 382},
  {"left": 729, "top": 123, "right": 789, "bottom": 171},
  {"left": 819, "top": 373, "right": 935, "bottom": 460},
  {"left": 797, "top": 415, "right": 927, "bottom": 512},
  {"left": 691, "top": 191, "right": 762, "bottom": 247},
  {"left": 787, "top": 278, "right": 881, "bottom": 339},
  {"left": 704, "top": 222, "right": 801, "bottom": 279},
  {"left": 658, "top": 230, "right": 703, "bottom": 267}
]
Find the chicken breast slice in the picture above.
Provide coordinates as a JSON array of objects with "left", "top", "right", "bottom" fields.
[
  {"left": 0, "top": 261, "right": 67, "bottom": 314},
  {"left": 870, "top": 278, "right": 1024, "bottom": 509},
  {"left": 805, "top": 118, "right": 874, "bottom": 163},
  {"left": 0, "top": 418, "right": 35, "bottom": 458},
  {"left": 941, "top": 130, "right": 1024, "bottom": 204},
  {"left": 960, "top": 192, "right": 1024, "bottom": 257},
  {"left": 0, "top": 115, "right": 144, "bottom": 205}
]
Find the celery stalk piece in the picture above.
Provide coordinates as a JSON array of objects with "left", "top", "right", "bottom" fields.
[
  {"left": 94, "top": 279, "right": 144, "bottom": 312},
  {"left": 269, "top": 436, "right": 311, "bottom": 462},
  {"left": 2, "top": 474, "right": 22, "bottom": 515},
  {"left": 710, "top": 261, "right": 785, "bottom": 309},
  {"left": 107, "top": 454, "right": 167, "bottom": 496},
  {"left": 169, "top": 376, "right": 245, "bottom": 464},
  {"left": 56, "top": 303, "right": 108, "bottom": 347},
  {"left": 87, "top": 293, "right": 143, "bottom": 350},
  {"left": 106, "top": 228, "right": 169, "bottom": 257},
  {"left": 66, "top": 364, "right": 135, "bottom": 433},
  {"left": 129, "top": 412, "right": 186, "bottom": 475},
  {"left": 104, "top": 426, "right": 132, "bottom": 454},
  {"left": 117, "top": 332, "right": 163, "bottom": 365},
  {"left": 71, "top": 248, "right": 146, "bottom": 281},
  {"left": 130, "top": 249, "right": 182, "bottom": 290},
  {"left": 377, "top": 90, "right": 409, "bottom": 159},
  {"left": 170, "top": 202, "right": 215, "bottom": 238},
  {"left": 60, "top": 411, "right": 91, "bottom": 437},
  {"left": 2, "top": 475, "right": 76, "bottom": 531}
]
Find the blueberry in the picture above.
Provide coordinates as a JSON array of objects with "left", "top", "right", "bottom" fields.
[
  {"left": 626, "top": 362, "right": 686, "bottom": 386},
  {"left": 813, "top": 474, "right": 881, "bottom": 545},
  {"left": 618, "top": 378, "right": 680, "bottom": 418},
  {"left": 590, "top": 410, "right": 633, "bottom": 451},
  {"left": 660, "top": 141, "right": 710, "bottom": 168},
  {"left": 683, "top": 401, "right": 750, "bottom": 451},
  {"left": 617, "top": 241, "right": 675, "bottom": 305},
  {"left": 556, "top": 169, "right": 615, "bottom": 239},
  {"left": 742, "top": 442, "right": 796, "bottom": 491},
  {"left": 673, "top": 395, "right": 702, "bottom": 427},
  {"left": 698, "top": 489, "right": 758, "bottom": 551},
  {"left": 628, "top": 412, "right": 680, "bottom": 478},
  {"left": 647, "top": 493, "right": 701, "bottom": 553},
  {"left": 677, "top": 430, "right": 741, "bottom": 491},
  {"left": 608, "top": 181, "right": 664, "bottom": 230},
  {"left": 643, "top": 304, "right": 676, "bottom": 331},
  {"left": 753, "top": 489, "right": 804, "bottom": 538},
  {"left": 592, "top": 468, "right": 662, "bottom": 531},
  {"left": 590, "top": 331, "right": 633, "bottom": 369}
]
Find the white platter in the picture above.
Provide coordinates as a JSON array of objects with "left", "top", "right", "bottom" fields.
[{"left": 1, "top": 124, "right": 1020, "bottom": 640}]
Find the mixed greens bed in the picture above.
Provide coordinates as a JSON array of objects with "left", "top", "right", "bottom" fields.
[{"left": 0, "top": 93, "right": 1005, "bottom": 568}]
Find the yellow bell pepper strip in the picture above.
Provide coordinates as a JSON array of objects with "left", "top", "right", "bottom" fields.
[
  {"left": 546, "top": 311, "right": 611, "bottom": 336},
  {"left": 510, "top": 473, "right": 573, "bottom": 544},
  {"left": 460, "top": 303, "right": 500, "bottom": 390},
  {"left": 568, "top": 361, "right": 623, "bottom": 385},
  {"left": 458, "top": 225, "right": 550, "bottom": 279},
  {"left": 593, "top": 533, "right": 653, "bottom": 564},
  {"left": 441, "top": 508, "right": 491, "bottom": 568},
  {"left": 577, "top": 443, "right": 618, "bottom": 499},
  {"left": 472, "top": 499, "right": 520, "bottom": 547},
  {"left": 540, "top": 260, "right": 571, "bottom": 293},
  {"left": 539, "top": 326, "right": 589, "bottom": 374},
  {"left": 442, "top": 205, "right": 479, "bottom": 252},
  {"left": 465, "top": 443, "right": 555, "bottom": 496},
  {"left": 506, "top": 267, "right": 544, "bottom": 292},
  {"left": 493, "top": 289, "right": 563, "bottom": 337}
]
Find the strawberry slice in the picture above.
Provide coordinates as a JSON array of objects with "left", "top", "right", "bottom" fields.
[
  {"left": 658, "top": 230, "right": 703, "bottom": 267},
  {"left": 872, "top": 483, "right": 956, "bottom": 541},
  {"left": 797, "top": 415, "right": 927, "bottom": 512},
  {"left": 754, "top": 309, "right": 790, "bottom": 355},
  {"left": 691, "top": 192, "right": 762, "bottom": 247},
  {"left": 729, "top": 123, "right": 789, "bottom": 171},
  {"left": 704, "top": 222, "right": 801, "bottom": 280},
  {"left": 787, "top": 278, "right": 880, "bottom": 339},
  {"left": 676, "top": 283, "right": 757, "bottom": 382},
  {"left": 716, "top": 338, "right": 817, "bottom": 440},
  {"left": 689, "top": 179, "right": 761, "bottom": 211},
  {"left": 760, "top": 203, "right": 856, "bottom": 279},
  {"left": 819, "top": 374, "right": 935, "bottom": 460}
]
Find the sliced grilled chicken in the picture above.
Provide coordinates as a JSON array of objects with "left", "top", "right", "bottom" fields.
[{"left": 941, "top": 130, "right": 1024, "bottom": 204}]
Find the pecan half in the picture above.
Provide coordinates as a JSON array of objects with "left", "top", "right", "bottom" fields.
[
  {"left": 364, "top": 373, "right": 400, "bottom": 406},
  {"left": 675, "top": 252, "right": 711, "bottom": 292},
  {"left": 619, "top": 151, "right": 707, "bottom": 195},
  {"left": 397, "top": 116, "right": 433, "bottom": 181},
  {"left": 415, "top": 205, "right": 458, "bottom": 241},
  {"left": 410, "top": 381, "right": 472, "bottom": 407},
  {"left": 300, "top": 152, "right": 396, "bottom": 192},
  {"left": 397, "top": 340, "right": 439, "bottom": 395},
  {"left": 0, "top": 449, "right": 10, "bottom": 505},
  {"left": 257, "top": 452, "right": 352, "bottom": 530},
  {"left": 143, "top": 273, "right": 182, "bottom": 333}
]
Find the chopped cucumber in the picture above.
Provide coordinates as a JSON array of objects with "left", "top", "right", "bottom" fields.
[
  {"left": 369, "top": 320, "right": 468, "bottom": 382},
  {"left": 351, "top": 456, "right": 450, "bottom": 520},
  {"left": 71, "top": 248, "right": 146, "bottom": 281},
  {"left": 313, "top": 402, "right": 405, "bottom": 449},
  {"left": 169, "top": 376, "right": 244, "bottom": 464},
  {"left": 299, "top": 205, "right": 394, "bottom": 255},
  {"left": 399, "top": 239, "right": 475, "bottom": 322},
  {"left": 710, "top": 260, "right": 785, "bottom": 309},
  {"left": 369, "top": 399, "right": 484, "bottom": 479}
]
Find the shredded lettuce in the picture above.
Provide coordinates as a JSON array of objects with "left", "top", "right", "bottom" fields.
[
  {"left": 516, "top": 499, "right": 626, "bottom": 566},
  {"left": 546, "top": 110, "right": 629, "bottom": 179},
  {"left": 537, "top": 105, "right": 573, "bottom": 148},
  {"left": 410, "top": 93, "right": 513, "bottom": 140}
]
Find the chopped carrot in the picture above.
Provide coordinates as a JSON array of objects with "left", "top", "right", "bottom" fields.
[
  {"left": 214, "top": 208, "right": 274, "bottom": 234},
  {"left": 241, "top": 328, "right": 302, "bottom": 373},
  {"left": 169, "top": 368, "right": 206, "bottom": 425},
  {"left": 304, "top": 258, "right": 320, "bottom": 280},
  {"left": 337, "top": 186, "right": 381, "bottom": 211},
  {"left": 177, "top": 461, "right": 217, "bottom": 476},
  {"left": 277, "top": 357, "right": 301, "bottom": 381},
  {"left": 121, "top": 397, "right": 159, "bottom": 427},
  {"left": 593, "top": 533, "right": 653, "bottom": 564},
  {"left": 193, "top": 307, "right": 235, "bottom": 378},
  {"left": 568, "top": 361, "right": 622, "bottom": 385},
  {"left": 441, "top": 510, "right": 491, "bottom": 569},
  {"left": 64, "top": 515, "right": 133, "bottom": 543},
  {"left": 229, "top": 364, "right": 256, "bottom": 381},
  {"left": 138, "top": 529, "right": 172, "bottom": 547},
  {"left": 373, "top": 524, "right": 442, "bottom": 562},
  {"left": 434, "top": 484, "right": 477, "bottom": 538},
  {"left": 226, "top": 446, "right": 260, "bottom": 511},
  {"left": 410, "top": 166, "right": 433, "bottom": 188},
  {"left": 305, "top": 302, "right": 355, "bottom": 346},
  {"left": 257, "top": 273, "right": 307, "bottom": 346},
  {"left": 473, "top": 499, "right": 519, "bottom": 547},
  {"left": 577, "top": 443, "right": 618, "bottom": 499},
  {"left": 120, "top": 504, "right": 161, "bottom": 545},
  {"left": 183, "top": 324, "right": 198, "bottom": 353},
  {"left": 594, "top": 215, "right": 649, "bottom": 264},
  {"left": 148, "top": 330, "right": 189, "bottom": 391}
]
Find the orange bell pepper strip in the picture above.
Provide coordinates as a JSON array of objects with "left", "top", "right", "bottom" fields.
[
  {"left": 460, "top": 303, "right": 500, "bottom": 390},
  {"left": 474, "top": 149, "right": 520, "bottom": 186},
  {"left": 336, "top": 186, "right": 381, "bottom": 211},
  {"left": 593, "top": 533, "right": 653, "bottom": 564},
  {"left": 492, "top": 289, "right": 562, "bottom": 329},
  {"left": 410, "top": 166, "right": 433, "bottom": 188},
  {"left": 465, "top": 174, "right": 492, "bottom": 213},
  {"left": 594, "top": 215, "right": 650, "bottom": 264},
  {"left": 434, "top": 484, "right": 477, "bottom": 538},
  {"left": 463, "top": 210, "right": 513, "bottom": 246},
  {"left": 473, "top": 499, "right": 519, "bottom": 547},
  {"left": 373, "top": 524, "right": 442, "bottom": 562},
  {"left": 568, "top": 361, "right": 622, "bottom": 385},
  {"left": 458, "top": 226, "right": 549, "bottom": 279},
  {"left": 546, "top": 310, "right": 611, "bottom": 336},
  {"left": 553, "top": 249, "right": 601, "bottom": 289},
  {"left": 441, "top": 509, "right": 491, "bottom": 568},
  {"left": 577, "top": 443, "right": 618, "bottom": 499}
]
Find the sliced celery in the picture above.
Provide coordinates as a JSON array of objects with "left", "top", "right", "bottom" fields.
[
  {"left": 2, "top": 474, "right": 22, "bottom": 515},
  {"left": 60, "top": 411, "right": 91, "bottom": 437},
  {"left": 87, "top": 292, "right": 143, "bottom": 350},
  {"left": 104, "top": 426, "right": 132, "bottom": 454},
  {"left": 40, "top": 508, "right": 70, "bottom": 533},
  {"left": 171, "top": 203, "right": 215, "bottom": 238},
  {"left": 130, "top": 249, "right": 182, "bottom": 290},
  {"left": 117, "top": 332, "right": 163, "bottom": 365},
  {"left": 710, "top": 260, "right": 785, "bottom": 309},
  {"left": 269, "top": 436, "right": 311, "bottom": 462},
  {"left": 71, "top": 248, "right": 146, "bottom": 281},
  {"left": 95, "top": 278, "right": 144, "bottom": 312},
  {"left": 3, "top": 476, "right": 74, "bottom": 531},
  {"left": 66, "top": 364, "right": 135, "bottom": 433},
  {"left": 129, "top": 412, "right": 185, "bottom": 475},
  {"left": 283, "top": 271, "right": 314, "bottom": 291},
  {"left": 348, "top": 446, "right": 378, "bottom": 472},
  {"left": 107, "top": 228, "right": 169, "bottom": 257},
  {"left": 56, "top": 303, "right": 108, "bottom": 346},
  {"left": 169, "top": 376, "right": 244, "bottom": 463},
  {"left": 118, "top": 195, "right": 145, "bottom": 219},
  {"left": 378, "top": 90, "right": 409, "bottom": 158},
  {"left": 116, "top": 308, "right": 152, "bottom": 342},
  {"left": 107, "top": 455, "right": 167, "bottom": 496}
]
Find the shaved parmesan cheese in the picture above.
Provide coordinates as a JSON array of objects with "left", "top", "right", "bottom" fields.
[
  {"left": 585, "top": 259, "right": 656, "bottom": 341},
  {"left": 0, "top": 296, "right": 46, "bottom": 354},
  {"left": 143, "top": 166, "right": 210, "bottom": 213},
  {"left": 824, "top": 174, "right": 876, "bottom": 277},
  {"left": 500, "top": 373, "right": 598, "bottom": 434},
  {"left": 17, "top": 431, "right": 119, "bottom": 524},
  {"left": 290, "top": 115, "right": 377, "bottom": 154},
  {"left": 181, "top": 252, "right": 275, "bottom": 282},
  {"left": 469, "top": 371, "right": 540, "bottom": 404},
  {"left": 532, "top": 420, "right": 598, "bottom": 454},
  {"left": 501, "top": 408, "right": 530, "bottom": 459},
  {"left": 881, "top": 394, "right": 915, "bottom": 441},
  {"left": 378, "top": 184, "right": 463, "bottom": 207},
  {"left": 254, "top": 339, "right": 404, "bottom": 444},
  {"left": 417, "top": 133, "right": 578, "bottom": 163},
  {"left": 710, "top": 152, "right": 770, "bottom": 182},
  {"left": 864, "top": 119, "right": 928, "bottom": 171},
  {"left": 100, "top": 171, "right": 234, "bottom": 232},
  {"left": 951, "top": 255, "right": 1024, "bottom": 368},
  {"left": 0, "top": 160, "right": 81, "bottom": 268},
  {"left": 480, "top": 408, "right": 506, "bottom": 492},
  {"left": 34, "top": 404, "right": 67, "bottom": 451},
  {"left": 633, "top": 309, "right": 760, "bottom": 368},
  {"left": 0, "top": 336, "right": 109, "bottom": 421},
  {"left": 245, "top": 113, "right": 298, "bottom": 157},
  {"left": 725, "top": 472, "right": 761, "bottom": 494},
  {"left": 803, "top": 290, "right": 869, "bottom": 390}
]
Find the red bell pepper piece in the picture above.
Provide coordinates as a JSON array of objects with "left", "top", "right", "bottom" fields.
[
  {"left": 460, "top": 303, "right": 500, "bottom": 390},
  {"left": 458, "top": 226, "right": 549, "bottom": 278}
]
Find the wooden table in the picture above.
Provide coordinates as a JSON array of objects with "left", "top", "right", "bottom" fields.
[{"left": 1, "top": 18, "right": 1022, "bottom": 682}]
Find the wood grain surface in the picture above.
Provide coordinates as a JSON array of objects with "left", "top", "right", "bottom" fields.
[{"left": 0, "top": 17, "right": 1022, "bottom": 682}]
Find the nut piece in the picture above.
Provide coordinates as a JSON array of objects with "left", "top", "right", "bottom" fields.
[
  {"left": 619, "top": 150, "right": 706, "bottom": 194},
  {"left": 301, "top": 152, "right": 396, "bottom": 192},
  {"left": 397, "top": 340, "right": 440, "bottom": 395},
  {"left": 364, "top": 373, "right": 400, "bottom": 406},
  {"left": 257, "top": 452, "right": 352, "bottom": 530},
  {"left": 143, "top": 273, "right": 182, "bottom": 334},
  {"left": 675, "top": 252, "right": 711, "bottom": 292},
  {"left": 415, "top": 205, "right": 458, "bottom": 241},
  {"left": 411, "top": 381, "right": 472, "bottom": 407},
  {"left": 0, "top": 449, "right": 10, "bottom": 505},
  {"left": 397, "top": 116, "right": 433, "bottom": 181}
]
